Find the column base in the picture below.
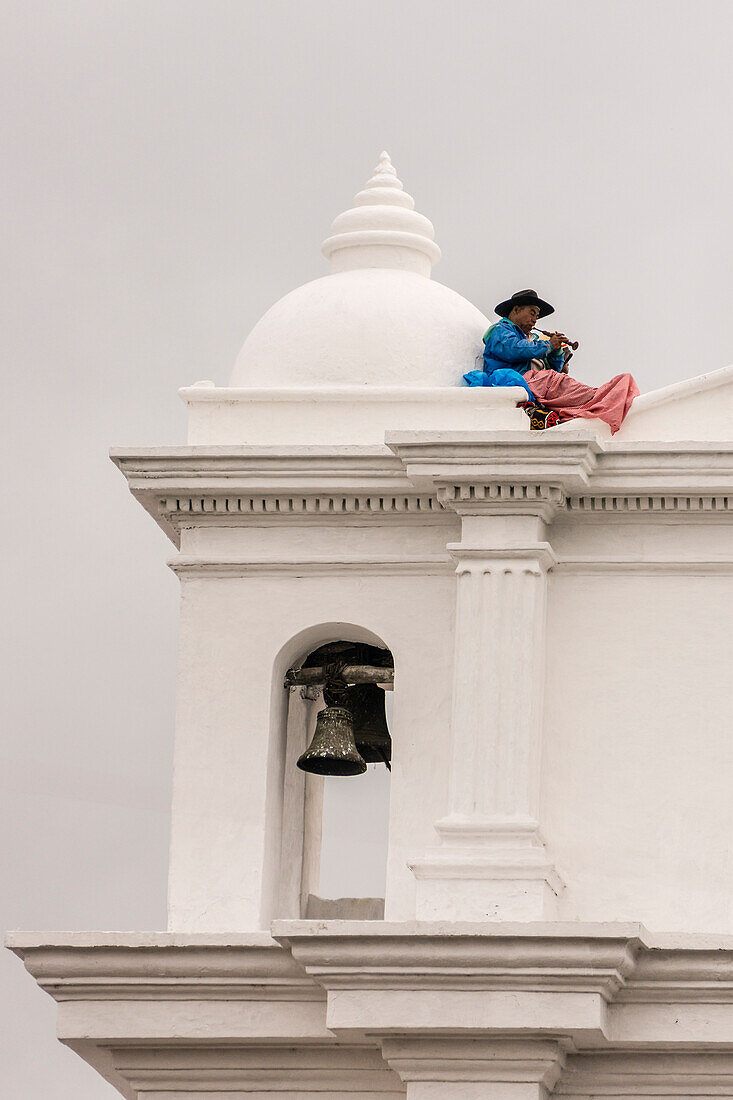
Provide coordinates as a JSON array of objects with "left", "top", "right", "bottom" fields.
[{"left": 409, "top": 816, "right": 564, "bottom": 921}]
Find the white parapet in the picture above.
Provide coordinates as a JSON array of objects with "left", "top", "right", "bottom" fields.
[{"left": 181, "top": 383, "right": 529, "bottom": 445}]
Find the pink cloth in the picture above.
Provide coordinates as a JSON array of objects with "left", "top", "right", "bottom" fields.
[{"left": 522, "top": 368, "right": 639, "bottom": 434}]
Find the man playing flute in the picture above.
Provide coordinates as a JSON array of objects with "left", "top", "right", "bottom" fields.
[{"left": 465, "top": 289, "right": 638, "bottom": 434}]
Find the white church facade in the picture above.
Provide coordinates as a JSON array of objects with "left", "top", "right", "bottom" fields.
[{"left": 9, "top": 154, "right": 733, "bottom": 1099}]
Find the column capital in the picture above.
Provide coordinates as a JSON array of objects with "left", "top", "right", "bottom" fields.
[
  {"left": 386, "top": 430, "right": 602, "bottom": 504},
  {"left": 447, "top": 544, "right": 557, "bottom": 574},
  {"left": 438, "top": 482, "right": 566, "bottom": 522},
  {"left": 381, "top": 1037, "right": 567, "bottom": 1100}
]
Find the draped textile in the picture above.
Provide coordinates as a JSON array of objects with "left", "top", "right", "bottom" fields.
[{"left": 522, "top": 368, "right": 639, "bottom": 434}]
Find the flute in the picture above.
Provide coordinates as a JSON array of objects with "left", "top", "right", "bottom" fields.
[{"left": 536, "top": 329, "right": 579, "bottom": 351}]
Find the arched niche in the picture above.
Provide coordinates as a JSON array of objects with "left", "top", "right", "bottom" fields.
[{"left": 270, "top": 623, "right": 394, "bottom": 920}]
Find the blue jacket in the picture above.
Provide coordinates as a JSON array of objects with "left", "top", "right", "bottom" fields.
[
  {"left": 484, "top": 318, "right": 566, "bottom": 375},
  {"left": 462, "top": 318, "right": 565, "bottom": 398}
]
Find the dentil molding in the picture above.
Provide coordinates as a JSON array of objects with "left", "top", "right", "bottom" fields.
[{"left": 110, "top": 441, "right": 733, "bottom": 547}]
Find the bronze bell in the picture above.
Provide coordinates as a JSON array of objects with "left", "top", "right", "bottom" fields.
[
  {"left": 296, "top": 706, "right": 367, "bottom": 776},
  {"left": 324, "top": 682, "right": 391, "bottom": 770}
]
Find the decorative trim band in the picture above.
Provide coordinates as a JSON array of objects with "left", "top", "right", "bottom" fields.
[
  {"left": 169, "top": 558, "right": 454, "bottom": 578},
  {"left": 159, "top": 491, "right": 733, "bottom": 526},
  {"left": 162, "top": 494, "right": 442, "bottom": 517},
  {"left": 558, "top": 1050, "right": 733, "bottom": 1094},
  {"left": 554, "top": 559, "right": 733, "bottom": 575},
  {"left": 567, "top": 494, "right": 733, "bottom": 513},
  {"left": 439, "top": 484, "right": 565, "bottom": 506}
]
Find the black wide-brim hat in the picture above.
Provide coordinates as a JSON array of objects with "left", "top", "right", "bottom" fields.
[{"left": 494, "top": 288, "right": 554, "bottom": 320}]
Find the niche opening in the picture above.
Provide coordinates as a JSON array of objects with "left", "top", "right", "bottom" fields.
[{"left": 280, "top": 640, "right": 394, "bottom": 919}]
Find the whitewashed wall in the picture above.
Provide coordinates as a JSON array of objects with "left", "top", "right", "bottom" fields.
[
  {"left": 543, "top": 534, "right": 733, "bottom": 931},
  {"left": 168, "top": 528, "right": 457, "bottom": 930},
  {"left": 167, "top": 499, "right": 733, "bottom": 934}
]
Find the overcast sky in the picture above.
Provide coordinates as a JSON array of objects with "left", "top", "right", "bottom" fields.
[{"left": 3, "top": 1, "right": 733, "bottom": 1096}]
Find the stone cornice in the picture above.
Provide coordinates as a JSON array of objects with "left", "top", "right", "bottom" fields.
[
  {"left": 109, "top": 447, "right": 407, "bottom": 501},
  {"left": 386, "top": 431, "right": 602, "bottom": 495},
  {"left": 271, "top": 922, "right": 733, "bottom": 1015},
  {"left": 272, "top": 922, "right": 644, "bottom": 1000},
  {"left": 110, "top": 446, "right": 432, "bottom": 545},
  {"left": 110, "top": 440, "right": 733, "bottom": 547},
  {"left": 170, "top": 557, "right": 455, "bottom": 578},
  {"left": 590, "top": 441, "right": 733, "bottom": 484},
  {"left": 558, "top": 1051, "right": 733, "bottom": 1096},
  {"left": 11, "top": 926, "right": 733, "bottom": 1096},
  {"left": 7, "top": 931, "right": 321, "bottom": 1003},
  {"left": 570, "top": 444, "right": 733, "bottom": 510},
  {"left": 12, "top": 927, "right": 733, "bottom": 1013},
  {"left": 615, "top": 947, "right": 733, "bottom": 1003},
  {"left": 110, "top": 1043, "right": 404, "bottom": 1096}
]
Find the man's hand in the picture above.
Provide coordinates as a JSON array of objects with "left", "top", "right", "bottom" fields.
[{"left": 549, "top": 333, "right": 563, "bottom": 351}]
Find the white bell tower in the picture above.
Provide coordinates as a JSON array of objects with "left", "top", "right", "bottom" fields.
[
  {"left": 11, "top": 153, "right": 733, "bottom": 1100},
  {"left": 114, "top": 151, "right": 534, "bottom": 933}
]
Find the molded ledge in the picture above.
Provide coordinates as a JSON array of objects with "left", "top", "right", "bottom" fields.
[{"left": 180, "top": 385, "right": 529, "bottom": 446}]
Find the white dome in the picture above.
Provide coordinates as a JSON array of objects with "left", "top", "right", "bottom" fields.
[
  {"left": 231, "top": 268, "right": 488, "bottom": 388},
  {"left": 229, "top": 153, "right": 489, "bottom": 388}
]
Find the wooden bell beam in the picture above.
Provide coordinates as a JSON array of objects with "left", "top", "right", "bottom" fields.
[{"left": 284, "top": 665, "right": 394, "bottom": 689}]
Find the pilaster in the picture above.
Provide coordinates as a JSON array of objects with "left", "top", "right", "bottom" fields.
[
  {"left": 410, "top": 510, "right": 559, "bottom": 921},
  {"left": 387, "top": 432, "right": 600, "bottom": 921}
]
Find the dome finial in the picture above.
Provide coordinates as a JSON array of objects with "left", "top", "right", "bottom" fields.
[
  {"left": 321, "top": 153, "right": 441, "bottom": 276},
  {"left": 374, "top": 150, "right": 398, "bottom": 181},
  {"left": 361, "top": 151, "right": 405, "bottom": 198}
]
